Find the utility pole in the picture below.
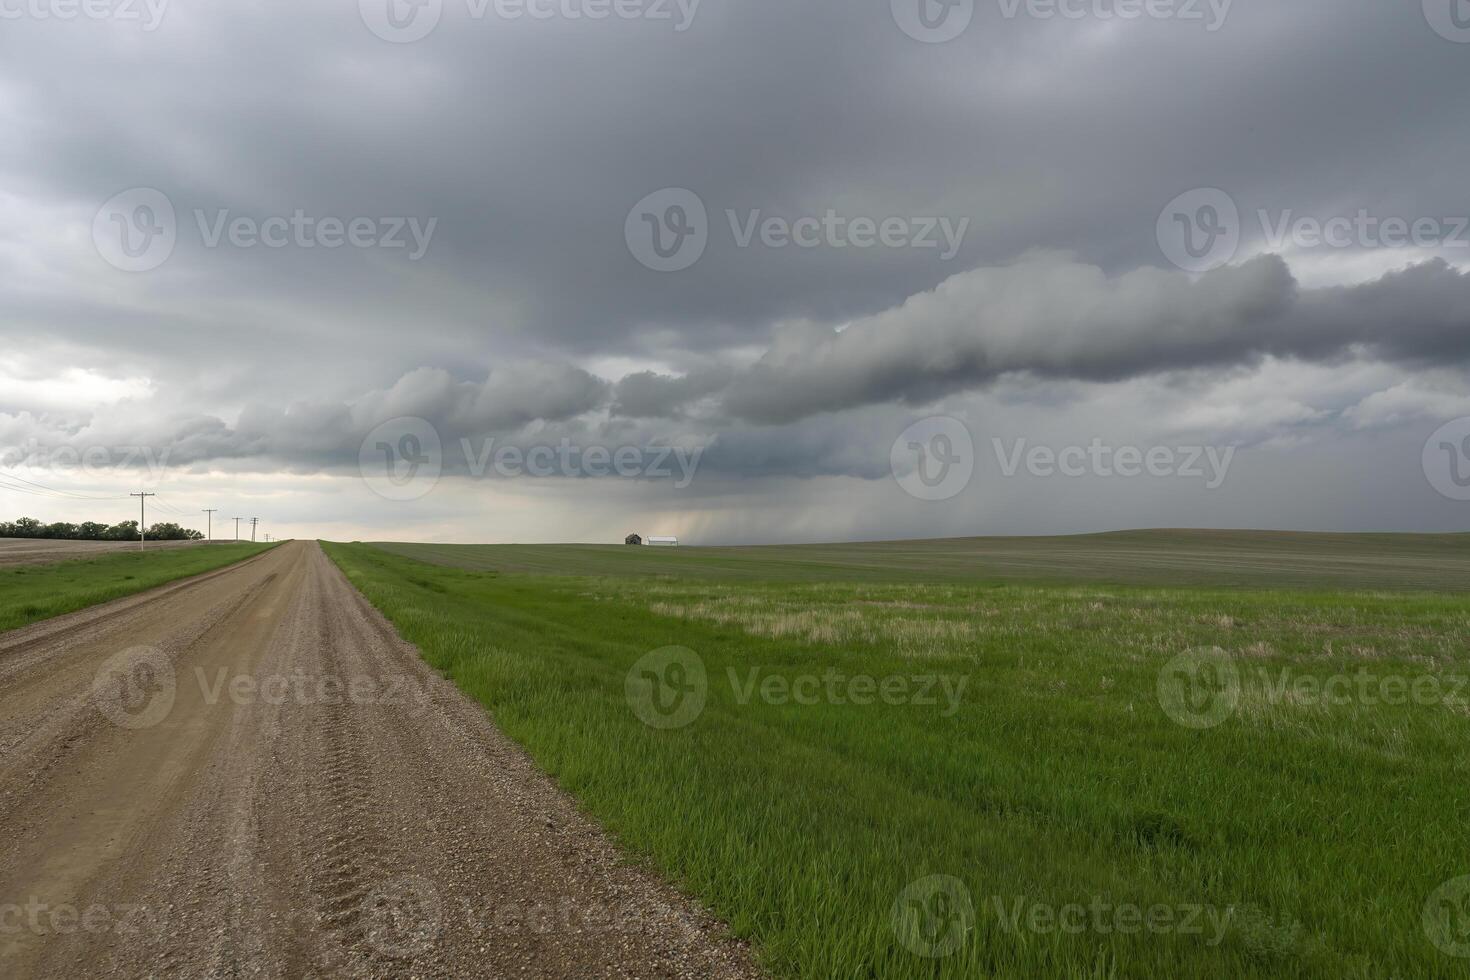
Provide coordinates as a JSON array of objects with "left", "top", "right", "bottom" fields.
[
  {"left": 250, "top": 517, "right": 259, "bottom": 543},
  {"left": 233, "top": 517, "right": 243, "bottom": 542},
  {"left": 203, "top": 508, "right": 217, "bottom": 542},
  {"left": 129, "top": 492, "right": 155, "bottom": 551}
]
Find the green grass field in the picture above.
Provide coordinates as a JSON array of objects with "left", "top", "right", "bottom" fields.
[
  {"left": 324, "top": 533, "right": 1470, "bottom": 979},
  {"left": 372, "top": 529, "right": 1470, "bottom": 591},
  {"left": 0, "top": 542, "right": 276, "bottom": 633}
]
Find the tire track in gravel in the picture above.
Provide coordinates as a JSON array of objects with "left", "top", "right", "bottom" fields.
[{"left": 0, "top": 541, "right": 759, "bottom": 979}]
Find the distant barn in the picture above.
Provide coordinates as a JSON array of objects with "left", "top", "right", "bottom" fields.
[
  {"left": 625, "top": 533, "right": 642, "bottom": 546},
  {"left": 647, "top": 536, "right": 679, "bottom": 547}
]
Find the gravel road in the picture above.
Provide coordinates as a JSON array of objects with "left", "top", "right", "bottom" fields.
[{"left": 0, "top": 540, "right": 757, "bottom": 978}]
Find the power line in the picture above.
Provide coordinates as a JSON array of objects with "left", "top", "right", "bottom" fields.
[
  {"left": 0, "top": 478, "right": 56, "bottom": 498},
  {"left": 2, "top": 471, "right": 126, "bottom": 500},
  {"left": 203, "top": 508, "right": 217, "bottom": 541},
  {"left": 249, "top": 517, "right": 259, "bottom": 543},
  {"left": 149, "top": 495, "right": 188, "bottom": 516},
  {"left": 0, "top": 470, "right": 129, "bottom": 500}
]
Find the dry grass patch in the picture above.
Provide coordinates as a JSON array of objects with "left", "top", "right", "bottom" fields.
[{"left": 647, "top": 594, "right": 978, "bottom": 654}]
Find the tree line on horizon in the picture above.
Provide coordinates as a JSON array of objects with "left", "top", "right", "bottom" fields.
[{"left": 0, "top": 517, "right": 203, "bottom": 542}]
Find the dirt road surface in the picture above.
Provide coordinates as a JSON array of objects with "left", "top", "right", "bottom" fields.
[{"left": 0, "top": 541, "right": 756, "bottom": 978}]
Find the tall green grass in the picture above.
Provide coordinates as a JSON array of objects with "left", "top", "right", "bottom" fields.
[
  {"left": 0, "top": 542, "right": 276, "bottom": 633},
  {"left": 324, "top": 540, "right": 1470, "bottom": 979}
]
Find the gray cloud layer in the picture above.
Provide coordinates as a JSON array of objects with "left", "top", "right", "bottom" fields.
[
  {"left": 723, "top": 255, "right": 1470, "bottom": 423},
  {"left": 2, "top": 0, "right": 1468, "bottom": 537},
  {"left": 8, "top": 254, "right": 1466, "bottom": 484}
]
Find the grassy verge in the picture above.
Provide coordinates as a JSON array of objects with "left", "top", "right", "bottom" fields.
[
  {"left": 324, "top": 540, "right": 1470, "bottom": 979},
  {"left": 0, "top": 542, "right": 277, "bottom": 633}
]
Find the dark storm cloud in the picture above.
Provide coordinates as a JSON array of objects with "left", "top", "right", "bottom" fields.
[
  {"left": 3, "top": 0, "right": 1467, "bottom": 379},
  {"left": 610, "top": 367, "right": 732, "bottom": 418},
  {"left": 3, "top": 0, "right": 1469, "bottom": 536},
  {"left": 8, "top": 252, "right": 1463, "bottom": 485},
  {"left": 721, "top": 255, "right": 1470, "bottom": 423}
]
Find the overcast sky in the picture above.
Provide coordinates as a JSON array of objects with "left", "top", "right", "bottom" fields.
[{"left": 2, "top": 0, "right": 1468, "bottom": 543}]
